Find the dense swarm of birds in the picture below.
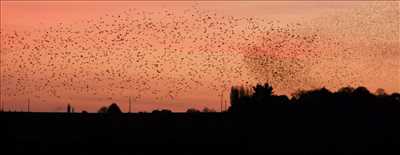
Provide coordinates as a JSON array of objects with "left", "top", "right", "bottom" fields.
[
  {"left": 1, "top": 3, "right": 398, "bottom": 111},
  {"left": 304, "top": 2, "right": 399, "bottom": 90}
]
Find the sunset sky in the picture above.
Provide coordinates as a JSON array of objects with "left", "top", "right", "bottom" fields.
[{"left": 1, "top": 1, "right": 399, "bottom": 112}]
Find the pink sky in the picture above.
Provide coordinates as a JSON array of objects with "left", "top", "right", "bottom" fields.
[{"left": 1, "top": 1, "right": 399, "bottom": 112}]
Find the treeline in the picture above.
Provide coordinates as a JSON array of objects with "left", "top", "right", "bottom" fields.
[
  {"left": 92, "top": 83, "right": 399, "bottom": 114},
  {"left": 229, "top": 83, "right": 400, "bottom": 113},
  {"left": 95, "top": 104, "right": 216, "bottom": 114}
]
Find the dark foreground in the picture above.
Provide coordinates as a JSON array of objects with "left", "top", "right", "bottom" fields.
[{"left": 2, "top": 112, "right": 400, "bottom": 154}]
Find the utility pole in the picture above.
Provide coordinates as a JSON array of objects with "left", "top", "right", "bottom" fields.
[
  {"left": 129, "top": 96, "right": 131, "bottom": 113},
  {"left": 220, "top": 91, "right": 224, "bottom": 112},
  {"left": 28, "top": 98, "right": 30, "bottom": 112}
]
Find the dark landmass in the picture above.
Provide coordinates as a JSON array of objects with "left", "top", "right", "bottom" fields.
[
  {"left": 3, "top": 111, "right": 400, "bottom": 154},
  {"left": 2, "top": 84, "right": 400, "bottom": 154}
]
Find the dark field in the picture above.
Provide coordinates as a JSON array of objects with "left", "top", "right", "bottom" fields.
[{"left": 2, "top": 111, "right": 400, "bottom": 154}]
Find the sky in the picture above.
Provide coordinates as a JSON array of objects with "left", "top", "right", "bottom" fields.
[{"left": 1, "top": 1, "right": 399, "bottom": 112}]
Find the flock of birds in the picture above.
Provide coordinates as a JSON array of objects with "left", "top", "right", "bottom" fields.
[{"left": 1, "top": 4, "right": 398, "bottom": 111}]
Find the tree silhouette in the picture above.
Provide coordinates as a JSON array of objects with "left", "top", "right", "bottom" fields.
[
  {"left": 97, "top": 106, "right": 108, "bottom": 113},
  {"left": 152, "top": 109, "right": 172, "bottom": 114},
  {"left": 202, "top": 107, "right": 216, "bottom": 113},
  {"left": 67, "top": 104, "right": 72, "bottom": 113},
  {"left": 107, "top": 103, "right": 122, "bottom": 114},
  {"left": 186, "top": 108, "right": 200, "bottom": 113},
  {"left": 375, "top": 88, "right": 386, "bottom": 96},
  {"left": 252, "top": 83, "right": 273, "bottom": 104},
  {"left": 228, "top": 83, "right": 400, "bottom": 114},
  {"left": 229, "top": 85, "right": 252, "bottom": 112}
]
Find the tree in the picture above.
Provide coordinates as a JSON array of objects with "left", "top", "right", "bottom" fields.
[
  {"left": 230, "top": 86, "right": 240, "bottom": 107},
  {"left": 202, "top": 107, "right": 216, "bottom": 113},
  {"left": 375, "top": 88, "right": 386, "bottom": 96},
  {"left": 186, "top": 108, "right": 200, "bottom": 113},
  {"left": 107, "top": 103, "right": 122, "bottom": 114},
  {"left": 152, "top": 109, "right": 172, "bottom": 114},
  {"left": 98, "top": 106, "right": 108, "bottom": 113},
  {"left": 67, "top": 104, "right": 71, "bottom": 113},
  {"left": 353, "top": 86, "right": 371, "bottom": 96},
  {"left": 252, "top": 83, "right": 273, "bottom": 98},
  {"left": 229, "top": 85, "right": 252, "bottom": 112},
  {"left": 252, "top": 83, "right": 274, "bottom": 104},
  {"left": 338, "top": 86, "right": 355, "bottom": 94}
]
